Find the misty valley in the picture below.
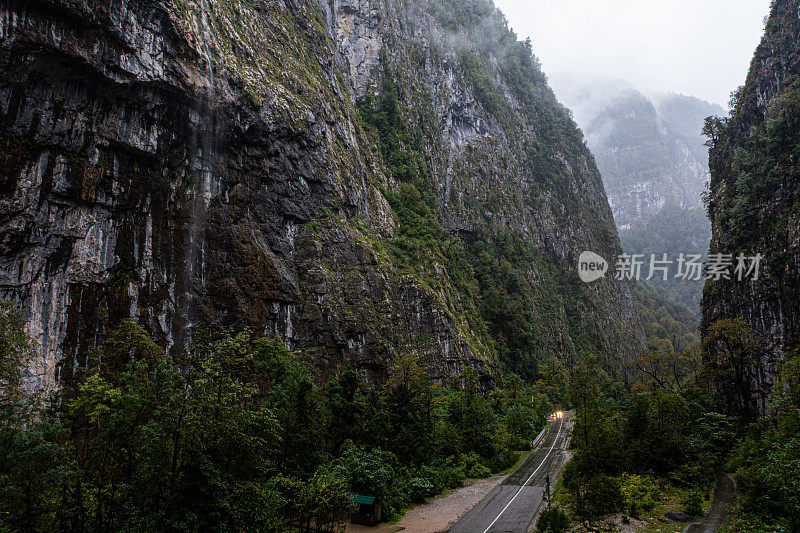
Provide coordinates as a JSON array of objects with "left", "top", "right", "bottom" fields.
[{"left": 0, "top": 0, "right": 797, "bottom": 532}]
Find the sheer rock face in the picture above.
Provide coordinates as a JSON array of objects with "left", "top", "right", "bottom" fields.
[
  {"left": 0, "top": 0, "right": 642, "bottom": 390},
  {"left": 597, "top": 97, "right": 703, "bottom": 227},
  {"left": 702, "top": 0, "right": 800, "bottom": 412},
  {"left": 551, "top": 75, "right": 723, "bottom": 231}
]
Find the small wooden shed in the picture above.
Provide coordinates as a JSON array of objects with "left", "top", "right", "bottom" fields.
[{"left": 350, "top": 494, "right": 382, "bottom": 526}]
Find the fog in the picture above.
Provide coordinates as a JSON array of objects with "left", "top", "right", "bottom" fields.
[{"left": 493, "top": 0, "right": 772, "bottom": 107}]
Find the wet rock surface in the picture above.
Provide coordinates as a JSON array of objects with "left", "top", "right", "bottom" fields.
[
  {"left": 0, "top": 0, "right": 643, "bottom": 389},
  {"left": 702, "top": 0, "right": 800, "bottom": 413}
]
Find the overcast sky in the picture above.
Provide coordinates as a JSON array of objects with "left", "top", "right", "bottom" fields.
[{"left": 492, "top": 0, "right": 772, "bottom": 107}]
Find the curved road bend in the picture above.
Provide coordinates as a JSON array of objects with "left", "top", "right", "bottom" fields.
[{"left": 449, "top": 413, "right": 573, "bottom": 533}]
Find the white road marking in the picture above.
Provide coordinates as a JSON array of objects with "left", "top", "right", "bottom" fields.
[{"left": 481, "top": 418, "right": 565, "bottom": 533}]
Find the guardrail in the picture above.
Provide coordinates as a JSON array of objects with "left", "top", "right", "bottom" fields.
[{"left": 531, "top": 424, "right": 548, "bottom": 449}]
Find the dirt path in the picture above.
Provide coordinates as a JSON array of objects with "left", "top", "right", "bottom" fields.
[{"left": 684, "top": 475, "right": 736, "bottom": 533}]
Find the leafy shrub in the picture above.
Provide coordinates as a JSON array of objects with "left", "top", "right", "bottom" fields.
[
  {"left": 415, "top": 465, "right": 443, "bottom": 494},
  {"left": 536, "top": 506, "right": 569, "bottom": 533},
  {"left": 467, "top": 462, "right": 491, "bottom": 479},
  {"left": 329, "top": 442, "right": 405, "bottom": 517},
  {"left": 583, "top": 474, "right": 622, "bottom": 517},
  {"left": 486, "top": 446, "right": 517, "bottom": 473},
  {"left": 620, "top": 474, "right": 659, "bottom": 516},
  {"left": 683, "top": 488, "right": 704, "bottom": 517},
  {"left": 437, "top": 458, "right": 466, "bottom": 489},
  {"left": 406, "top": 476, "right": 435, "bottom": 503},
  {"left": 300, "top": 470, "right": 353, "bottom": 531},
  {"left": 463, "top": 452, "right": 490, "bottom": 478}
]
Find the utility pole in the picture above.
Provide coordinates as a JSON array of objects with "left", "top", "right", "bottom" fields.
[{"left": 543, "top": 474, "right": 551, "bottom": 509}]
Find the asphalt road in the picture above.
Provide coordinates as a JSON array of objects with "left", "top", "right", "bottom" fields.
[{"left": 449, "top": 413, "right": 572, "bottom": 533}]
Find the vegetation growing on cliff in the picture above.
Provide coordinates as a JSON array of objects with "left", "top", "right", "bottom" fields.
[
  {"left": 356, "top": 57, "right": 575, "bottom": 380},
  {"left": 621, "top": 206, "right": 712, "bottom": 310},
  {"left": 726, "top": 348, "right": 800, "bottom": 531},
  {"left": 356, "top": 61, "right": 494, "bottom": 362},
  {"left": 705, "top": 76, "right": 800, "bottom": 269},
  {"left": 0, "top": 301, "right": 33, "bottom": 407},
  {"left": 0, "top": 310, "right": 553, "bottom": 531},
  {"left": 630, "top": 281, "right": 700, "bottom": 355},
  {"left": 696, "top": 5, "right": 800, "bottom": 528},
  {"left": 355, "top": 8, "right": 638, "bottom": 380}
]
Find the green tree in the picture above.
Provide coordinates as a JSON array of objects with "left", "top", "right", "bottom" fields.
[
  {"left": 385, "top": 354, "right": 435, "bottom": 465},
  {"left": 619, "top": 474, "right": 659, "bottom": 516},
  {"left": 701, "top": 318, "right": 765, "bottom": 421},
  {"left": 535, "top": 505, "right": 569, "bottom": 533},
  {"left": 729, "top": 347, "right": 800, "bottom": 530},
  {"left": 328, "top": 442, "right": 404, "bottom": 518},
  {"left": 0, "top": 301, "right": 34, "bottom": 409},
  {"left": 300, "top": 470, "right": 352, "bottom": 533},
  {"left": 0, "top": 402, "right": 71, "bottom": 532}
]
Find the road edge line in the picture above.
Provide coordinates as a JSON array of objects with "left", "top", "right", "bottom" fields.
[{"left": 481, "top": 418, "right": 564, "bottom": 533}]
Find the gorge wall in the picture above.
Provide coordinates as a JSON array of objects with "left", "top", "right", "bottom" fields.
[
  {"left": 552, "top": 75, "right": 720, "bottom": 310},
  {"left": 703, "top": 0, "right": 800, "bottom": 412},
  {"left": 551, "top": 74, "right": 723, "bottom": 230},
  {"left": 0, "top": 0, "right": 643, "bottom": 390}
]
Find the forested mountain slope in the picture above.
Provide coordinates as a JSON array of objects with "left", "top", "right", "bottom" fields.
[{"left": 0, "top": 0, "right": 642, "bottom": 389}]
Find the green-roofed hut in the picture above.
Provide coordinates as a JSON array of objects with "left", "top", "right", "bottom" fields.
[{"left": 350, "top": 494, "right": 382, "bottom": 526}]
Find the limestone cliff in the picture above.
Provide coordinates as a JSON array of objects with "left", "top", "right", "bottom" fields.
[
  {"left": 703, "top": 0, "right": 800, "bottom": 411},
  {"left": 551, "top": 75, "right": 723, "bottom": 230},
  {"left": 0, "top": 0, "right": 643, "bottom": 389},
  {"left": 551, "top": 75, "right": 721, "bottom": 311}
]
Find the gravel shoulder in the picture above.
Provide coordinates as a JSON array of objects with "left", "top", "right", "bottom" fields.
[{"left": 392, "top": 473, "right": 512, "bottom": 533}]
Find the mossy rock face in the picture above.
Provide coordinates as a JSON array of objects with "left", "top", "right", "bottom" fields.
[
  {"left": 338, "top": 0, "right": 645, "bottom": 374},
  {"left": 292, "top": 214, "right": 495, "bottom": 384},
  {"left": 702, "top": 0, "right": 800, "bottom": 414},
  {"left": 1, "top": 0, "right": 642, "bottom": 390}
]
